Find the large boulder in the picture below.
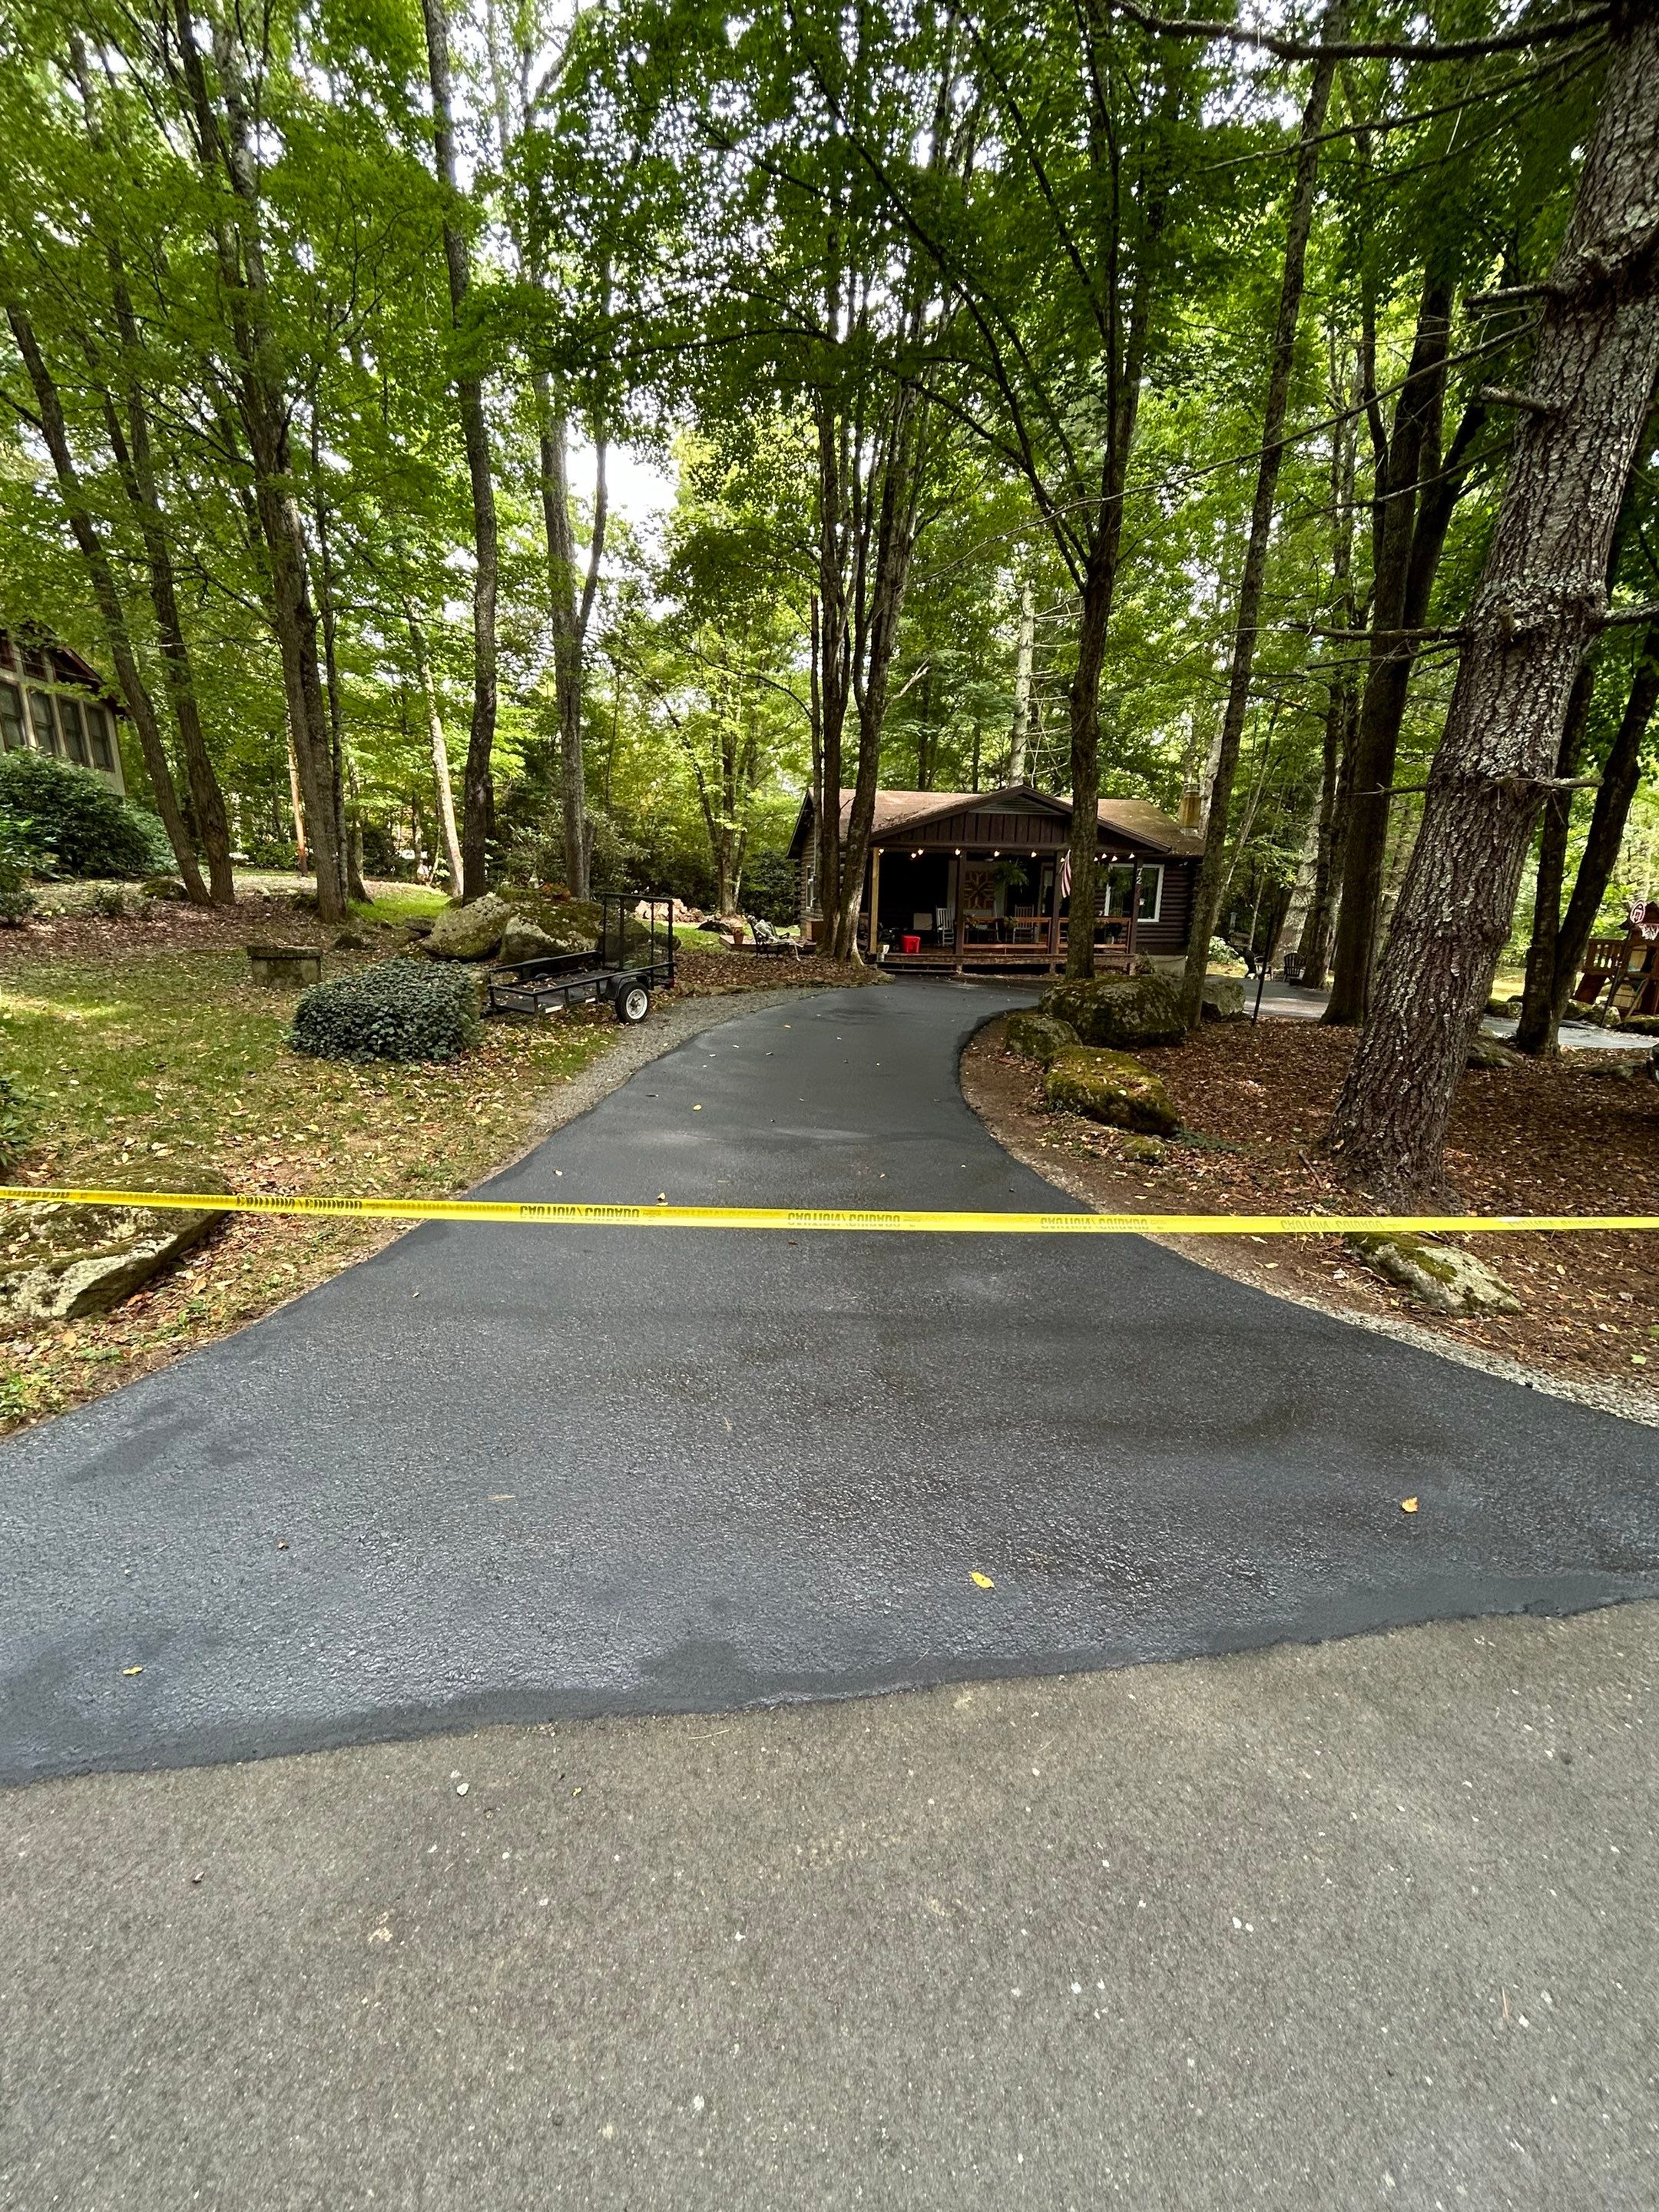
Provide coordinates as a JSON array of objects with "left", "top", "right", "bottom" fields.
[
  {"left": 0, "top": 1174, "right": 230, "bottom": 1322},
  {"left": 1002, "top": 1010, "right": 1078, "bottom": 1065},
  {"left": 498, "top": 919, "right": 564, "bottom": 967},
  {"left": 1200, "top": 975, "right": 1246, "bottom": 1022},
  {"left": 1041, "top": 972, "right": 1185, "bottom": 1049},
  {"left": 425, "top": 891, "right": 515, "bottom": 961},
  {"left": 1041, "top": 1045, "right": 1180, "bottom": 1135},
  {"left": 1346, "top": 1232, "right": 1521, "bottom": 1316}
]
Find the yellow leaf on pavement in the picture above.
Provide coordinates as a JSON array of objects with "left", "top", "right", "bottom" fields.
[
  {"left": 1400, "top": 1497, "right": 1419, "bottom": 1514},
  {"left": 970, "top": 1571, "right": 995, "bottom": 1589}
]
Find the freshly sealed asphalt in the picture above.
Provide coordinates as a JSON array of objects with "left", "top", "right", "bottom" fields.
[{"left": 3, "top": 979, "right": 1657, "bottom": 1786}]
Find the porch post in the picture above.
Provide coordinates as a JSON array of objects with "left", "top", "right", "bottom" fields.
[
  {"left": 1127, "top": 856, "right": 1140, "bottom": 972},
  {"left": 1046, "top": 849, "right": 1062, "bottom": 972},
  {"left": 952, "top": 851, "right": 965, "bottom": 976},
  {"left": 867, "top": 846, "right": 882, "bottom": 958}
]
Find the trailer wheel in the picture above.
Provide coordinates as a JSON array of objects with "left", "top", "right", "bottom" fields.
[{"left": 616, "top": 982, "right": 651, "bottom": 1025}]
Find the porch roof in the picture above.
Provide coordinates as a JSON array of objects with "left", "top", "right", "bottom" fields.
[{"left": 786, "top": 783, "right": 1203, "bottom": 859}]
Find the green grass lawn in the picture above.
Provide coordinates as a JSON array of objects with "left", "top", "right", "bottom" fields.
[
  {"left": 349, "top": 882, "right": 449, "bottom": 926},
  {"left": 0, "top": 942, "right": 618, "bottom": 1431}
]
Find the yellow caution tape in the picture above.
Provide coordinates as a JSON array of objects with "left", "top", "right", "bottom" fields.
[{"left": 1, "top": 1184, "right": 1655, "bottom": 1236}]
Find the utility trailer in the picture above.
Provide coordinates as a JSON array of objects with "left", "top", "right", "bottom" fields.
[{"left": 485, "top": 893, "right": 677, "bottom": 1024}]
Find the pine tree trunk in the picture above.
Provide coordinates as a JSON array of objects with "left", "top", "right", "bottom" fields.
[
  {"left": 1514, "top": 657, "right": 1595, "bottom": 1051},
  {"left": 421, "top": 0, "right": 498, "bottom": 903},
  {"left": 5, "top": 305, "right": 209, "bottom": 902},
  {"left": 1327, "top": 8, "right": 1659, "bottom": 1200},
  {"left": 1179, "top": 15, "right": 1339, "bottom": 1023}
]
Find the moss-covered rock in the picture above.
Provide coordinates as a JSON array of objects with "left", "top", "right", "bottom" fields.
[
  {"left": 1040, "top": 972, "right": 1184, "bottom": 1048},
  {"left": 426, "top": 891, "right": 515, "bottom": 960},
  {"left": 1002, "top": 1010, "right": 1078, "bottom": 1064},
  {"left": 1041, "top": 1045, "right": 1179, "bottom": 1134},
  {"left": 498, "top": 919, "right": 563, "bottom": 966},
  {"left": 1121, "top": 1133, "right": 1167, "bottom": 1164},
  {"left": 1346, "top": 1232, "right": 1521, "bottom": 1316},
  {"left": 1200, "top": 975, "right": 1246, "bottom": 1021},
  {"left": 0, "top": 1170, "right": 231, "bottom": 1322}
]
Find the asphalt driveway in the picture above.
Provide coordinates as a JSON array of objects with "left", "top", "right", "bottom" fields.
[{"left": 3, "top": 979, "right": 1657, "bottom": 1786}]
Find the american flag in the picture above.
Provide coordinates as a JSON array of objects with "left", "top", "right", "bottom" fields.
[{"left": 1058, "top": 850, "right": 1071, "bottom": 902}]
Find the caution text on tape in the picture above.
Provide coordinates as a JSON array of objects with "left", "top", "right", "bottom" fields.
[{"left": 2, "top": 1184, "right": 1655, "bottom": 1236}]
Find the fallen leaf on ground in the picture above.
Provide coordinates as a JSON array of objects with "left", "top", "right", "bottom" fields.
[
  {"left": 122, "top": 1665, "right": 144, "bottom": 1676},
  {"left": 1400, "top": 1497, "right": 1419, "bottom": 1514},
  {"left": 970, "top": 1571, "right": 995, "bottom": 1589}
]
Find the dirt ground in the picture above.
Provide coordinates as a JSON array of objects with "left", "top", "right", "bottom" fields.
[{"left": 962, "top": 1014, "right": 1659, "bottom": 1423}]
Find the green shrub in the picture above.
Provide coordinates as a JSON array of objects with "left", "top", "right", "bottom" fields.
[
  {"left": 0, "top": 750, "right": 172, "bottom": 879},
  {"left": 289, "top": 958, "right": 483, "bottom": 1065},
  {"left": 0, "top": 1073, "right": 36, "bottom": 1171},
  {"left": 0, "top": 819, "right": 35, "bottom": 925}
]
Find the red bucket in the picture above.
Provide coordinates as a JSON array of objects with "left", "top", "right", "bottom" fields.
[{"left": 901, "top": 933, "right": 921, "bottom": 954}]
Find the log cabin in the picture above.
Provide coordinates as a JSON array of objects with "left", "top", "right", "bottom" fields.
[{"left": 787, "top": 783, "right": 1205, "bottom": 973}]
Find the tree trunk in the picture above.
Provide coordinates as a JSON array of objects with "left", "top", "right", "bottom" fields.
[
  {"left": 1061, "top": 188, "right": 1168, "bottom": 982},
  {"left": 171, "top": 5, "right": 345, "bottom": 918},
  {"left": 1063, "top": 547, "right": 1114, "bottom": 977},
  {"left": 100, "top": 309, "right": 236, "bottom": 905},
  {"left": 1008, "top": 583, "right": 1034, "bottom": 783},
  {"left": 1179, "top": 12, "right": 1340, "bottom": 1024},
  {"left": 1323, "top": 280, "right": 1455, "bottom": 1021},
  {"left": 5, "top": 304, "right": 208, "bottom": 902},
  {"left": 1535, "top": 616, "right": 1659, "bottom": 1045},
  {"left": 829, "top": 392, "right": 925, "bottom": 961},
  {"left": 813, "top": 412, "right": 849, "bottom": 952},
  {"left": 536, "top": 376, "right": 606, "bottom": 898},
  {"left": 421, "top": 0, "right": 498, "bottom": 902},
  {"left": 287, "top": 740, "right": 308, "bottom": 871},
  {"left": 407, "top": 610, "right": 465, "bottom": 896},
  {"left": 1514, "top": 656, "right": 1597, "bottom": 1050},
  {"left": 1299, "top": 345, "right": 1361, "bottom": 987},
  {"left": 1326, "top": 8, "right": 1659, "bottom": 1200},
  {"left": 1299, "top": 677, "right": 1351, "bottom": 985},
  {"left": 68, "top": 34, "right": 235, "bottom": 904},
  {"left": 309, "top": 441, "right": 363, "bottom": 906}
]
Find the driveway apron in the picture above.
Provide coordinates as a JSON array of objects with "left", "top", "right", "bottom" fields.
[{"left": 3, "top": 978, "right": 1656, "bottom": 1783}]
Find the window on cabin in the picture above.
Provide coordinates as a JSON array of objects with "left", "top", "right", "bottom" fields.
[
  {"left": 26, "top": 689, "right": 59, "bottom": 755},
  {"left": 58, "top": 694, "right": 90, "bottom": 767},
  {"left": 0, "top": 681, "right": 24, "bottom": 753},
  {"left": 1102, "top": 863, "right": 1163, "bottom": 922},
  {"left": 84, "top": 701, "right": 115, "bottom": 771}
]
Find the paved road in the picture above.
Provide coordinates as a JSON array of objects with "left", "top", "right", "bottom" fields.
[
  {"left": 1255, "top": 974, "right": 1654, "bottom": 1052},
  {"left": 3, "top": 978, "right": 1657, "bottom": 1786},
  {"left": 4, "top": 1605, "right": 1656, "bottom": 2210}
]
